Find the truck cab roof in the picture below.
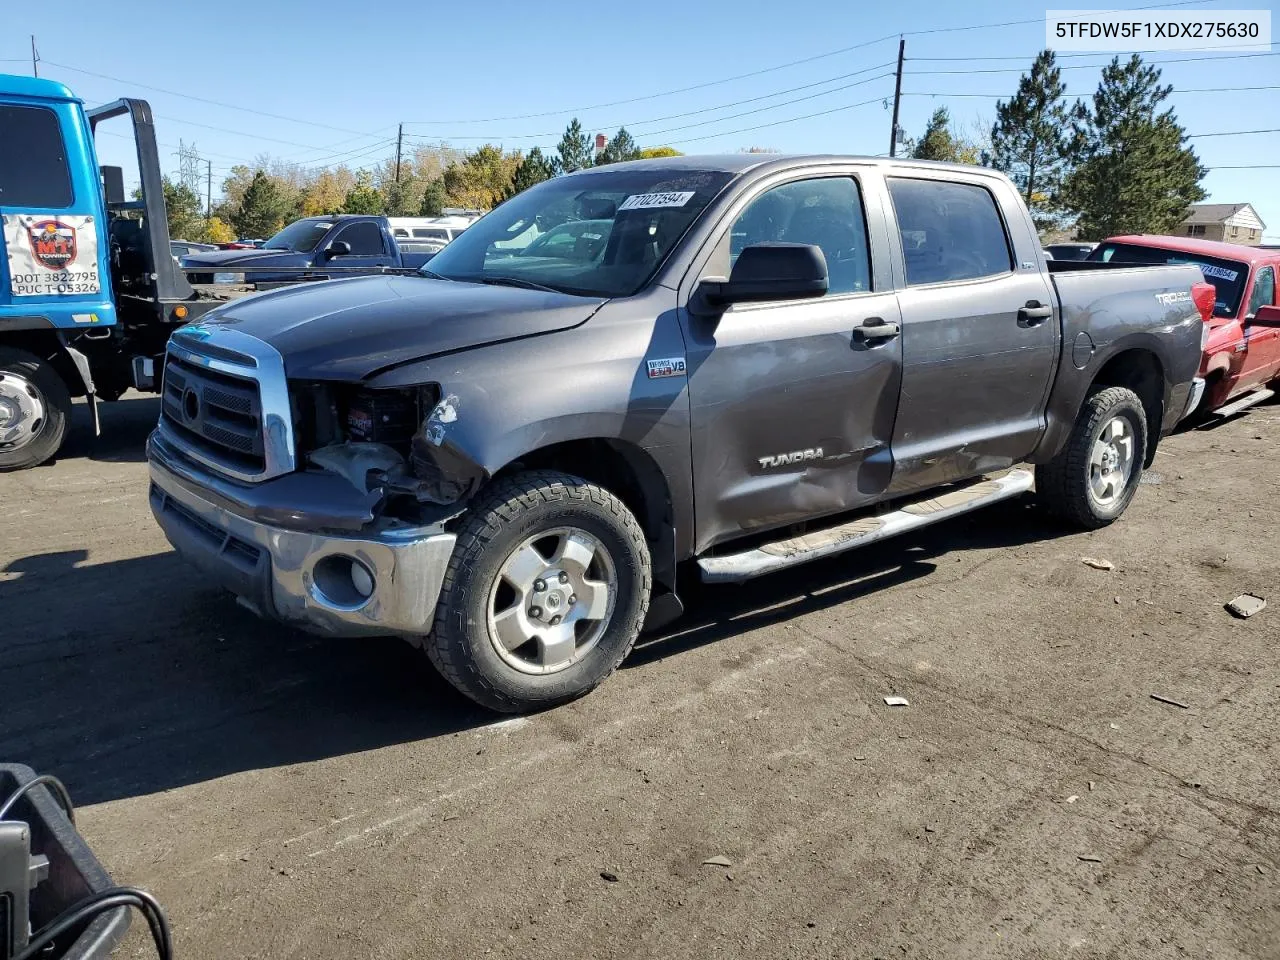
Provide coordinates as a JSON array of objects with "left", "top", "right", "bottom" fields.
[{"left": 0, "top": 73, "right": 78, "bottom": 101}]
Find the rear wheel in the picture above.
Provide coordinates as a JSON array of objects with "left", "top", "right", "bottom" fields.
[
  {"left": 1036, "top": 386, "right": 1148, "bottom": 529},
  {"left": 0, "top": 348, "right": 72, "bottom": 472},
  {"left": 427, "top": 470, "right": 651, "bottom": 713}
]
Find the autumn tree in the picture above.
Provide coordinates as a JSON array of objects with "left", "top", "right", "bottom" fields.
[
  {"left": 441, "top": 145, "right": 521, "bottom": 209},
  {"left": 1061, "top": 55, "right": 1206, "bottom": 237},
  {"left": 299, "top": 168, "right": 352, "bottom": 216},
  {"left": 640, "top": 146, "right": 683, "bottom": 158},
  {"left": 990, "top": 51, "right": 1074, "bottom": 228}
]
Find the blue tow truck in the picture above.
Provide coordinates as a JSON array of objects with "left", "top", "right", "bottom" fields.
[{"left": 0, "top": 74, "right": 420, "bottom": 472}]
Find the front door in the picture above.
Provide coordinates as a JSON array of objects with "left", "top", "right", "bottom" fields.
[
  {"left": 1238, "top": 264, "right": 1280, "bottom": 388},
  {"left": 681, "top": 173, "right": 903, "bottom": 552},
  {"left": 324, "top": 220, "right": 395, "bottom": 271},
  {"left": 884, "top": 175, "right": 1058, "bottom": 495}
]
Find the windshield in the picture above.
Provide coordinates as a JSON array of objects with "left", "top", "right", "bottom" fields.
[
  {"left": 264, "top": 218, "right": 334, "bottom": 253},
  {"left": 1091, "top": 242, "right": 1248, "bottom": 318},
  {"left": 422, "top": 168, "right": 734, "bottom": 297}
]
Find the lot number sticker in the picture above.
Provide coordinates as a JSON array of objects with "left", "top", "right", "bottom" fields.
[
  {"left": 619, "top": 191, "right": 696, "bottom": 211},
  {"left": 3, "top": 214, "right": 101, "bottom": 297}
]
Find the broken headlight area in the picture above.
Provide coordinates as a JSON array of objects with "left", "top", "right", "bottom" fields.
[{"left": 291, "top": 382, "right": 484, "bottom": 512}]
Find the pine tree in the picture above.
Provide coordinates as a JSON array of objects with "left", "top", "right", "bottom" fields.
[
  {"left": 596, "top": 127, "right": 642, "bottom": 165},
  {"left": 508, "top": 147, "right": 555, "bottom": 199},
  {"left": 1061, "top": 55, "right": 1207, "bottom": 238},
  {"left": 419, "top": 179, "right": 447, "bottom": 216},
  {"left": 342, "top": 171, "right": 385, "bottom": 215},
  {"left": 910, "top": 108, "right": 957, "bottom": 162},
  {"left": 229, "top": 171, "right": 290, "bottom": 238},
  {"left": 556, "top": 118, "right": 593, "bottom": 174},
  {"left": 990, "top": 50, "right": 1073, "bottom": 229}
]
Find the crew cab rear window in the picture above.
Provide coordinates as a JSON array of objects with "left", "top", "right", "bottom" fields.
[
  {"left": 888, "top": 178, "right": 1013, "bottom": 285},
  {"left": 0, "top": 104, "right": 74, "bottom": 208},
  {"left": 1091, "top": 242, "right": 1248, "bottom": 318}
]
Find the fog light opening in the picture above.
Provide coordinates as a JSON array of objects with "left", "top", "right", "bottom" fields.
[{"left": 312, "top": 554, "right": 376, "bottom": 609}]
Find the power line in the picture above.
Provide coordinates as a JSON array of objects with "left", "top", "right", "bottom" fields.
[
  {"left": 662, "top": 95, "right": 889, "bottom": 146},
  {"left": 1187, "top": 128, "right": 1280, "bottom": 138},
  {"left": 39, "top": 59, "right": 384, "bottom": 139},
  {"left": 909, "top": 41, "right": 1277, "bottom": 61},
  {"left": 903, "top": 84, "right": 1280, "bottom": 98},
  {"left": 399, "top": 0, "right": 1215, "bottom": 125},
  {"left": 905, "top": 51, "right": 1278, "bottom": 74},
  {"left": 1206, "top": 164, "right": 1280, "bottom": 170}
]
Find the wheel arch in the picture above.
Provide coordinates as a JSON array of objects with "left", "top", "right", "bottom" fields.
[
  {"left": 0, "top": 330, "right": 87, "bottom": 398},
  {"left": 1089, "top": 347, "right": 1164, "bottom": 466}
]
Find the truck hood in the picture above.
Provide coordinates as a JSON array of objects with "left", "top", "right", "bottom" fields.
[
  {"left": 182, "top": 248, "right": 310, "bottom": 267},
  {"left": 195, "top": 275, "right": 606, "bottom": 380}
]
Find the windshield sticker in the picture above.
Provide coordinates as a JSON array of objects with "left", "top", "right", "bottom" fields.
[
  {"left": 3, "top": 214, "right": 101, "bottom": 297},
  {"left": 1196, "top": 263, "right": 1239, "bottom": 282},
  {"left": 619, "top": 191, "right": 696, "bottom": 211}
]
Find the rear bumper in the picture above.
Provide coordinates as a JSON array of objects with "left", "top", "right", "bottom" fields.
[{"left": 148, "top": 434, "right": 456, "bottom": 638}]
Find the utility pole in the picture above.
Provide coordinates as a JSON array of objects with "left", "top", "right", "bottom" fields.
[
  {"left": 205, "top": 160, "right": 213, "bottom": 227},
  {"left": 394, "top": 123, "right": 404, "bottom": 183},
  {"left": 30, "top": 36, "right": 38, "bottom": 78},
  {"left": 888, "top": 36, "right": 905, "bottom": 158}
]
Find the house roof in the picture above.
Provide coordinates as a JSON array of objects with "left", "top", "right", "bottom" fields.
[
  {"left": 1105, "top": 234, "right": 1280, "bottom": 266},
  {"left": 1181, "top": 203, "right": 1257, "bottom": 224}
]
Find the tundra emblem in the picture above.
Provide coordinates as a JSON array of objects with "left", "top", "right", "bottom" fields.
[{"left": 758, "top": 447, "right": 823, "bottom": 469}]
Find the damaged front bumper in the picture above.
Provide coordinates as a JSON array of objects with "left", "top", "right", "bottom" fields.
[{"left": 148, "top": 430, "right": 456, "bottom": 638}]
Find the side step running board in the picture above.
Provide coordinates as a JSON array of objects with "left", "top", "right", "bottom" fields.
[
  {"left": 697, "top": 469, "right": 1034, "bottom": 584},
  {"left": 1214, "top": 387, "right": 1274, "bottom": 419}
]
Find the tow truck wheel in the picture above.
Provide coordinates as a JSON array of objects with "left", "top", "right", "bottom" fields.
[
  {"left": 428, "top": 470, "right": 652, "bottom": 713},
  {"left": 0, "top": 348, "right": 73, "bottom": 472},
  {"left": 1035, "top": 385, "right": 1148, "bottom": 529}
]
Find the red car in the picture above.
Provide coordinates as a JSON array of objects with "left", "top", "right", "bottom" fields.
[{"left": 1090, "top": 236, "right": 1280, "bottom": 416}]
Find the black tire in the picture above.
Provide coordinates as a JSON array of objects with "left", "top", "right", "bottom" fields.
[
  {"left": 0, "top": 348, "right": 73, "bottom": 472},
  {"left": 1035, "top": 385, "right": 1148, "bottom": 529},
  {"left": 428, "top": 470, "right": 651, "bottom": 713}
]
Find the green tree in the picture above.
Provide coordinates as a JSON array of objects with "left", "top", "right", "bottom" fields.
[
  {"left": 229, "top": 170, "right": 290, "bottom": 238},
  {"left": 1062, "top": 55, "right": 1206, "bottom": 237},
  {"left": 990, "top": 51, "right": 1073, "bottom": 229},
  {"left": 596, "top": 127, "right": 641, "bottom": 165},
  {"left": 419, "top": 178, "right": 447, "bottom": 216},
  {"left": 556, "top": 118, "right": 593, "bottom": 174},
  {"left": 507, "top": 147, "right": 555, "bottom": 199},
  {"left": 911, "top": 108, "right": 959, "bottom": 162},
  {"left": 640, "top": 146, "right": 683, "bottom": 159},
  {"left": 342, "top": 171, "right": 385, "bottom": 215},
  {"left": 161, "top": 176, "right": 204, "bottom": 240},
  {"left": 383, "top": 177, "right": 420, "bottom": 216}
]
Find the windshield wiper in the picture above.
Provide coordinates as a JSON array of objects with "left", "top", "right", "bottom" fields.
[
  {"left": 472, "top": 275, "right": 564, "bottom": 294},
  {"left": 418, "top": 268, "right": 451, "bottom": 281}
]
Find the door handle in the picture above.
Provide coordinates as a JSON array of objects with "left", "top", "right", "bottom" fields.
[
  {"left": 853, "top": 318, "right": 901, "bottom": 343},
  {"left": 1017, "top": 301, "right": 1052, "bottom": 327}
]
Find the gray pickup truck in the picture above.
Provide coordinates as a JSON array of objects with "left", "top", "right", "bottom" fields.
[{"left": 146, "top": 155, "right": 1210, "bottom": 712}]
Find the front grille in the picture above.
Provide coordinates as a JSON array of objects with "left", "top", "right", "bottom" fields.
[{"left": 161, "top": 353, "right": 265, "bottom": 472}]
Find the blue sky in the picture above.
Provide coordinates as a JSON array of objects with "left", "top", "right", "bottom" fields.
[{"left": 3, "top": 0, "right": 1276, "bottom": 235}]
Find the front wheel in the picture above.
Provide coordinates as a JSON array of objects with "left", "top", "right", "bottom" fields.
[
  {"left": 427, "top": 470, "right": 651, "bottom": 713},
  {"left": 1036, "top": 386, "right": 1148, "bottom": 529},
  {"left": 0, "top": 348, "right": 73, "bottom": 472}
]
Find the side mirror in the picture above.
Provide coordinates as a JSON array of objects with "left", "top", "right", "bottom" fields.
[
  {"left": 100, "top": 166, "right": 125, "bottom": 206},
  {"left": 326, "top": 240, "right": 352, "bottom": 258},
  {"left": 1253, "top": 305, "right": 1280, "bottom": 326},
  {"left": 695, "top": 243, "right": 829, "bottom": 313}
]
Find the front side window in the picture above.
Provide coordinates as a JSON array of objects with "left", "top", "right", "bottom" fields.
[
  {"left": 1246, "top": 266, "right": 1275, "bottom": 318},
  {"left": 888, "top": 178, "right": 1013, "bottom": 285},
  {"left": 0, "top": 104, "right": 74, "bottom": 208},
  {"left": 332, "top": 221, "right": 385, "bottom": 256},
  {"left": 724, "top": 177, "right": 871, "bottom": 296},
  {"left": 263, "top": 218, "right": 334, "bottom": 253},
  {"left": 423, "top": 167, "right": 733, "bottom": 297}
]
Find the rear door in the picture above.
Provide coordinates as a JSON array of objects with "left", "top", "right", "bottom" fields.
[
  {"left": 1239, "top": 264, "right": 1280, "bottom": 386},
  {"left": 884, "top": 174, "right": 1058, "bottom": 495},
  {"left": 680, "top": 168, "right": 903, "bottom": 552}
]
